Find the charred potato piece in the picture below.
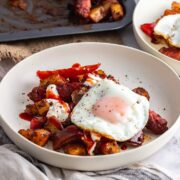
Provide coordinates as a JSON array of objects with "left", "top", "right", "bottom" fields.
[
  {"left": 133, "top": 87, "right": 150, "bottom": 101},
  {"left": 96, "top": 140, "right": 120, "bottom": 155},
  {"left": 31, "top": 129, "right": 50, "bottom": 146},
  {"left": 18, "top": 129, "right": 50, "bottom": 146},
  {"left": 172, "top": 1, "right": 180, "bottom": 12},
  {"left": 164, "top": 9, "right": 178, "bottom": 16},
  {"left": 63, "top": 143, "right": 86, "bottom": 156},
  {"left": 89, "top": 0, "right": 118, "bottom": 23},
  {"left": 25, "top": 104, "right": 38, "bottom": 116},
  {"left": 19, "top": 129, "right": 34, "bottom": 140},
  {"left": 89, "top": 6, "right": 105, "bottom": 23},
  {"left": 35, "top": 99, "right": 50, "bottom": 116},
  {"left": 40, "top": 74, "right": 66, "bottom": 87},
  {"left": 28, "top": 86, "right": 46, "bottom": 102},
  {"left": 111, "top": 3, "right": 124, "bottom": 20}
]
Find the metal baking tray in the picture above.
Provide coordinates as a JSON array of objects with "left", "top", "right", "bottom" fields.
[{"left": 0, "top": 0, "right": 135, "bottom": 42}]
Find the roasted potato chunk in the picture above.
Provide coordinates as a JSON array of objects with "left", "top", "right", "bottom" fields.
[
  {"left": 31, "top": 129, "right": 50, "bottom": 146},
  {"left": 28, "top": 86, "right": 46, "bottom": 102},
  {"left": 133, "top": 87, "right": 150, "bottom": 101},
  {"left": 25, "top": 104, "right": 38, "bottom": 116},
  {"left": 19, "top": 129, "right": 34, "bottom": 140},
  {"left": 172, "top": 1, "right": 180, "bottom": 12},
  {"left": 96, "top": 140, "right": 120, "bottom": 155},
  {"left": 19, "top": 129, "right": 50, "bottom": 146},
  {"left": 40, "top": 74, "right": 66, "bottom": 87},
  {"left": 63, "top": 143, "right": 86, "bottom": 156},
  {"left": 89, "top": 0, "right": 119, "bottom": 23},
  {"left": 111, "top": 3, "right": 124, "bottom": 20},
  {"left": 89, "top": 6, "right": 105, "bottom": 23},
  {"left": 35, "top": 99, "right": 50, "bottom": 116}
]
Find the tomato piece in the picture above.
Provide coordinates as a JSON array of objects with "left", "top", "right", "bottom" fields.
[
  {"left": 30, "top": 117, "right": 47, "bottom": 129},
  {"left": 37, "top": 63, "right": 101, "bottom": 80},
  {"left": 19, "top": 112, "right": 33, "bottom": 121},
  {"left": 140, "top": 23, "right": 156, "bottom": 37}
]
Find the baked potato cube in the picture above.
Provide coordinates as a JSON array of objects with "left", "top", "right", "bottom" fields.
[
  {"left": 25, "top": 104, "right": 38, "bottom": 115},
  {"left": 100, "top": 141, "right": 120, "bottom": 155},
  {"left": 111, "top": 3, "right": 124, "bottom": 21},
  {"left": 63, "top": 143, "right": 86, "bottom": 156},
  {"left": 102, "top": 0, "right": 118, "bottom": 11},
  {"left": 18, "top": 129, "right": 34, "bottom": 140},
  {"left": 31, "top": 129, "right": 50, "bottom": 146},
  {"left": 40, "top": 74, "right": 66, "bottom": 87},
  {"left": 163, "top": 9, "right": 178, "bottom": 16},
  {"left": 35, "top": 99, "right": 50, "bottom": 116},
  {"left": 89, "top": 6, "right": 105, "bottom": 23},
  {"left": 172, "top": 1, "right": 180, "bottom": 12}
]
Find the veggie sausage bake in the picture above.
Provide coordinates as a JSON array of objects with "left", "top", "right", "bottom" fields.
[{"left": 19, "top": 63, "right": 168, "bottom": 156}]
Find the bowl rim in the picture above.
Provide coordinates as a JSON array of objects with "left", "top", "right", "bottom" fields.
[
  {"left": 133, "top": 0, "right": 180, "bottom": 64},
  {"left": 0, "top": 42, "right": 180, "bottom": 160}
]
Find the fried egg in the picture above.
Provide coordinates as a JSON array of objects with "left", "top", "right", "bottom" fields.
[
  {"left": 154, "top": 14, "right": 180, "bottom": 48},
  {"left": 71, "top": 79, "right": 150, "bottom": 142}
]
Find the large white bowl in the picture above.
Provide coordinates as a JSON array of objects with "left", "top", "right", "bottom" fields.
[
  {"left": 133, "top": 0, "right": 180, "bottom": 75},
  {"left": 0, "top": 43, "right": 180, "bottom": 171}
]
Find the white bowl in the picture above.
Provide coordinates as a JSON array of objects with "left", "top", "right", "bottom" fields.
[
  {"left": 133, "top": 0, "right": 180, "bottom": 75},
  {"left": 0, "top": 43, "right": 179, "bottom": 171}
]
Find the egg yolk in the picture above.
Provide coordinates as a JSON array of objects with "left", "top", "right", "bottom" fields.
[{"left": 92, "top": 96, "right": 128, "bottom": 124}]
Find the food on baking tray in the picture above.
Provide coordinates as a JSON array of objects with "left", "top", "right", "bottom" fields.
[
  {"left": 9, "top": 0, "right": 27, "bottom": 10},
  {"left": 140, "top": 1, "right": 180, "bottom": 60},
  {"left": 9, "top": 0, "right": 124, "bottom": 24},
  {"left": 74, "top": 0, "right": 124, "bottom": 23},
  {"left": 18, "top": 63, "right": 168, "bottom": 156}
]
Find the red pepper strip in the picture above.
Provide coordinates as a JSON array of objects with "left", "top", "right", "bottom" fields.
[
  {"left": 140, "top": 23, "right": 156, "bottom": 37},
  {"left": 36, "top": 63, "right": 101, "bottom": 80}
]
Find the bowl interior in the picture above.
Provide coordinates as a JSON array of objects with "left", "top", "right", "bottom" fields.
[{"left": 0, "top": 43, "right": 179, "bottom": 154}]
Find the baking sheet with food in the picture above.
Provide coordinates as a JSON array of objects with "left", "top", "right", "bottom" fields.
[{"left": 0, "top": 0, "right": 135, "bottom": 42}]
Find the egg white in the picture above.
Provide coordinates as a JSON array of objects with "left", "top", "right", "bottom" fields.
[
  {"left": 71, "top": 79, "right": 150, "bottom": 142},
  {"left": 154, "top": 14, "right": 180, "bottom": 48}
]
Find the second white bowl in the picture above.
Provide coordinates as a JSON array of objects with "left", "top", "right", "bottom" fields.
[{"left": 133, "top": 0, "right": 180, "bottom": 75}]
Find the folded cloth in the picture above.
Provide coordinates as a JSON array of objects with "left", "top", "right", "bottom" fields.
[{"left": 0, "top": 127, "right": 173, "bottom": 180}]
